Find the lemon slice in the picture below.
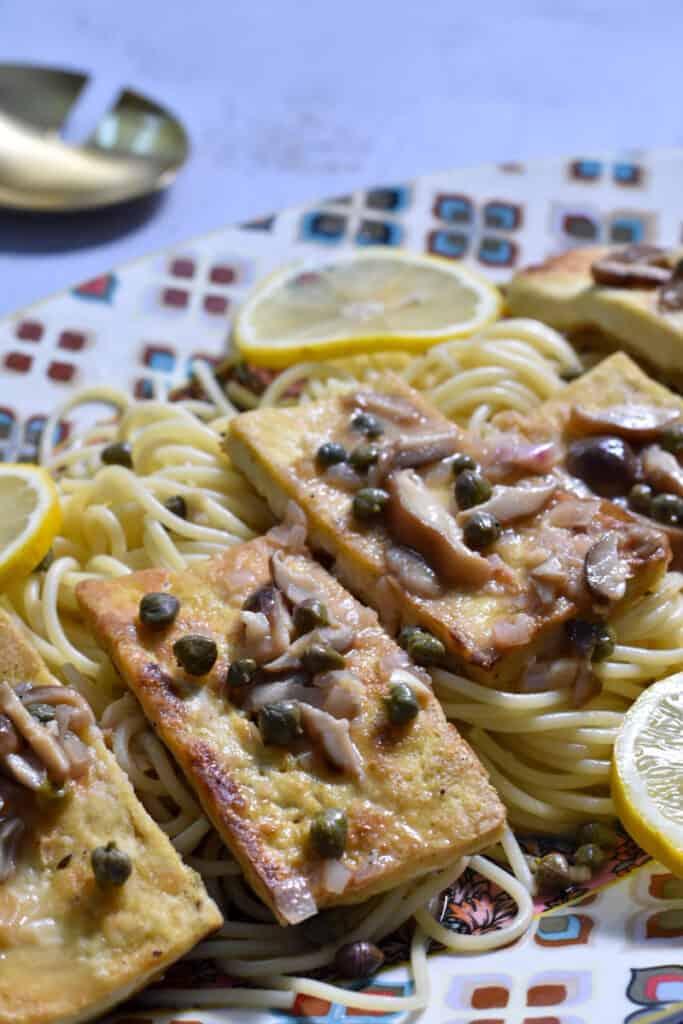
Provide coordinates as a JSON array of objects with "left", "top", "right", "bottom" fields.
[
  {"left": 233, "top": 249, "right": 503, "bottom": 367},
  {"left": 612, "top": 674, "right": 683, "bottom": 875},
  {"left": 0, "top": 464, "right": 62, "bottom": 590}
]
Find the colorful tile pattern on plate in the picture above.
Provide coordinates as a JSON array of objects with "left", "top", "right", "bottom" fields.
[{"left": 6, "top": 147, "right": 683, "bottom": 1024}]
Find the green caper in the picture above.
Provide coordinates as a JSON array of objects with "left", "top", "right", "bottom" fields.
[
  {"left": 348, "top": 444, "right": 380, "bottom": 472},
  {"left": 351, "top": 411, "right": 383, "bottom": 438},
  {"left": 316, "top": 442, "right": 347, "bottom": 468},
  {"left": 384, "top": 682, "right": 419, "bottom": 725},
  {"left": 173, "top": 635, "right": 218, "bottom": 676},
  {"left": 35, "top": 548, "right": 54, "bottom": 573},
  {"left": 139, "top": 592, "right": 180, "bottom": 630},
  {"left": 535, "top": 852, "right": 571, "bottom": 892},
  {"left": 660, "top": 422, "right": 683, "bottom": 453},
  {"left": 454, "top": 469, "right": 492, "bottom": 509},
  {"left": 310, "top": 808, "right": 348, "bottom": 859},
  {"left": 463, "top": 511, "right": 501, "bottom": 551},
  {"left": 352, "top": 488, "right": 389, "bottom": 521},
  {"left": 628, "top": 482, "right": 654, "bottom": 514},
  {"left": 575, "top": 843, "right": 607, "bottom": 872},
  {"left": 258, "top": 700, "right": 302, "bottom": 746},
  {"left": 293, "top": 598, "right": 329, "bottom": 635},
  {"left": 100, "top": 441, "right": 133, "bottom": 469},
  {"left": 164, "top": 494, "right": 188, "bottom": 519},
  {"left": 451, "top": 452, "right": 477, "bottom": 476},
  {"left": 577, "top": 821, "right": 619, "bottom": 849},
  {"left": 565, "top": 619, "right": 615, "bottom": 662},
  {"left": 402, "top": 628, "right": 445, "bottom": 666},
  {"left": 91, "top": 841, "right": 132, "bottom": 887},
  {"left": 651, "top": 492, "right": 683, "bottom": 525},
  {"left": 334, "top": 940, "right": 384, "bottom": 979},
  {"left": 592, "top": 623, "right": 616, "bottom": 662},
  {"left": 227, "top": 658, "right": 258, "bottom": 688},
  {"left": 27, "top": 702, "right": 56, "bottom": 724},
  {"left": 302, "top": 644, "right": 345, "bottom": 674}
]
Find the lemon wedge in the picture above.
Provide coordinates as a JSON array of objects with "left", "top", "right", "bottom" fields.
[
  {"left": 0, "top": 464, "right": 62, "bottom": 590},
  {"left": 612, "top": 674, "right": 683, "bottom": 875},
  {"left": 233, "top": 249, "right": 503, "bottom": 367}
]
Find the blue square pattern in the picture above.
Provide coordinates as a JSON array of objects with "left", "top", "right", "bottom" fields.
[{"left": 300, "top": 211, "right": 348, "bottom": 244}]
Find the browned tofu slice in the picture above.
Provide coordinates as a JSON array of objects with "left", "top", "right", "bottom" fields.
[
  {"left": 226, "top": 376, "right": 670, "bottom": 685},
  {"left": 506, "top": 245, "right": 683, "bottom": 385},
  {"left": 0, "top": 609, "right": 221, "bottom": 1024},
  {"left": 76, "top": 535, "right": 505, "bottom": 926}
]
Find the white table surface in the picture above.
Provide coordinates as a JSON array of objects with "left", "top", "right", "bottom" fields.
[{"left": 2, "top": 0, "right": 682, "bottom": 318}]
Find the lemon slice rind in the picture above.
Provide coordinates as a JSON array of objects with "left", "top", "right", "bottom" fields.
[{"left": 0, "top": 464, "right": 62, "bottom": 590}]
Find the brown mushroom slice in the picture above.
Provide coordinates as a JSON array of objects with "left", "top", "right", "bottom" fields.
[
  {"left": 368, "top": 430, "right": 461, "bottom": 486},
  {"left": 457, "top": 479, "right": 556, "bottom": 526},
  {"left": 264, "top": 625, "right": 355, "bottom": 672},
  {"left": 385, "top": 545, "right": 442, "bottom": 599},
  {"left": 584, "top": 533, "right": 629, "bottom": 602},
  {"left": 0, "top": 682, "right": 70, "bottom": 786},
  {"left": 299, "top": 704, "right": 364, "bottom": 779},
  {"left": 591, "top": 244, "right": 672, "bottom": 288},
  {"left": 642, "top": 444, "right": 683, "bottom": 498},
  {"left": 343, "top": 390, "right": 425, "bottom": 425},
  {"left": 570, "top": 404, "right": 681, "bottom": 442},
  {"left": 387, "top": 469, "right": 493, "bottom": 587}
]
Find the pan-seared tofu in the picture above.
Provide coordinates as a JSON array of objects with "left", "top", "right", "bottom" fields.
[
  {"left": 76, "top": 535, "right": 505, "bottom": 926},
  {"left": 506, "top": 245, "right": 683, "bottom": 385},
  {"left": 226, "top": 376, "right": 669, "bottom": 685},
  {"left": 0, "top": 609, "right": 221, "bottom": 1024}
]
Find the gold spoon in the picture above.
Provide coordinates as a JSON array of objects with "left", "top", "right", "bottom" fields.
[{"left": 0, "top": 63, "right": 189, "bottom": 211}]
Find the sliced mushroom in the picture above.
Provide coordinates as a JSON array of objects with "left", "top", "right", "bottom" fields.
[
  {"left": 487, "top": 438, "right": 559, "bottom": 477},
  {"left": 267, "top": 500, "right": 308, "bottom": 551},
  {"left": 387, "top": 469, "right": 493, "bottom": 587},
  {"left": 244, "top": 677, "right": 322, "bottom": 712},
  {"left": 584, "top": 533, "right": 629, "bottom": 602},
  {"left": 242, "top": 585, "right": 293, "bottom": 661},
  {"left": 591, "top": 245, "right": 671, "bottom": 288},
  {"left": 0, "top": 682, "right": 70, "bottom": 786},
  {"left": 343, "top": 390, "right": 424, "bottom": 425},
  {"left": 367, "top": 430, "right": 461, "bottom": 486},
  {"left": 385, "top": 545, "right": 442, "bottom": 599},
  {"left": 0, "top": 816, "right": 25, "bottom": 882},
  {"left": 264, "top": 626, "right": 354, "bottom": 672},
  {"left": 315, "top": 670, "right": 364, "bottom": 719},
  {"left": 271, "top": 550, "right": 327, "bottom": 607},
  {"left": 300, "top": 705, "right": 364, "bottom": 779},
  {"left": 457, "top": 479, "right": 556, "bottom": 526},
  {"left": 642, "top": 444, "right": 683, "bottom": 498},
  {"left": 570, "top": 404, "right": 681, "bottom": 443}
]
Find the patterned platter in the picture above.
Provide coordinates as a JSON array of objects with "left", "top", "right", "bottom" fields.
[{"left": 2, "top": 148, "right": 683, "bottom": 1024}]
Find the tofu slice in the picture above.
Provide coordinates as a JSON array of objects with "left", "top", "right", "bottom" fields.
[
  {"left": 506, "top": 246, "right": 683, "bottom": 385},
  {"left": 76, "top": 536, "right": 506, "bottom": 926},
  {"left": 0, "top": 609, "right": 221, "bottom": 1024},
  {"left": 226, "top": 376, "right": 669, "bottom": 685}
]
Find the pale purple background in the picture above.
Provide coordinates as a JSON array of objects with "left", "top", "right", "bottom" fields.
[{"left": 2, "top": 0, "right": 682, "bottom": 317}]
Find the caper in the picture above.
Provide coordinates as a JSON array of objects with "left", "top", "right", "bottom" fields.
[
  {"left": 535, "top": 852, "right": 571, "bottom": 892},
  {"left": 310, "top": 808, "right": 348, "bottom": 859},
  {"left": 227, "top": 658, "right": 257, "bottom": 688},
  {"left": 402, "top": 628, "right": 445, "bottom": 666},
  {"left": 384, "top": 682, "right": 419, "bottom": 725},
  {"left": 35, "top": 548, "right": 54, "bottom": 573},
  {"left": 463, "top": 511, "right": 501, "bottom": 551},
  {"left": 173, "top": 634, "right": 218, "bottom": 676},
  {"left": 398, "top": 625, "right": 423, "bottom": 649},
  {"left": 302, "top": 644, "right": 345, "bottom": 674},
  {"left": 575, "top": 843, "right": 607, "bottom": 872},
  {"left": 577, "top": 821, "right": 619, "bottom": 849},
  {"left": 592, "top": 623, "right": 616, "bottom": 662},
  {"left": 91, "top": 841, "right": 132, "bottom": 887},
  {"left": 294, "top": 598, "right": 329, "bottom": 635},
  {"left": 565, "top": 619, "right": 615, "bottom": 662},
  {"left": 164, "top": 494, "right": 188, "bottom": 519},
  {"left": 651, "top": 492, "right": 683, "bottom": 525},
  {"left": 348, "top": 444, "right": 380, "bottom": 472},
  {"left": 628, "top": 482, "right": 653, "bottom": 514},
  {"left": 100, "top": 441, "right": 133, "bottom": 469},
  {"left": 454, "top": 469, "right": 492, "bottom": 509},
  {"left": 451, "top": 452, "right": 477, "bottom": 476},
  {"left": 139, "top": 592, "right": 180, "bottom": 630},
  {"left": 258, "top": 700, "right": 302, "bottom": 746},
  {"left": 316, "top": 442, "right": 347, "bottom": 468},
  {"left": 27, "top": 702, "right": 56, "bottom": 724},
  {"left": 351, "top": 411, "right": 383, "bottom": 438},
  {"left": 660, "top": 422, "right": 683, "bottom": 453},
  {"left": 334, "top": 940, "right": 385, "bottom": 979},
  {"left": 352, "top": 488, "right": 389, "bottom": 521}
]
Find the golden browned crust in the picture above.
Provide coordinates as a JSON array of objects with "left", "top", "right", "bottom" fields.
[
  {"left": 76, "top": 537, "right": 506, "bottom": 925},
  {"left": 0, "top": 609, "right": 222, "bottom": 1024}
]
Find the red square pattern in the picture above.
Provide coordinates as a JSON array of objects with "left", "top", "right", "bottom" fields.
[
  {"left": 58, "top": 330, "right": 87, "bottom": 351},
  {"left": 4, "top": 352, "right": 33, "bottom": 372},
  {"left": 209, "top": 264, "right": 236, "bottom": 285},
  {"left": 47, "top": 361, "right": 76, "bottom": 383},
  {"left": 162, "top": 288, "right": 189, "bottom": 309},
  {"left": 203, "top": 294, "right": 229, "bottom": 315},
  {"left": 16, "top": 320, "right": 43, "bottom": 342},
  {"left": 170, "top": 258, "right": 196, "bottom": 279}
]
